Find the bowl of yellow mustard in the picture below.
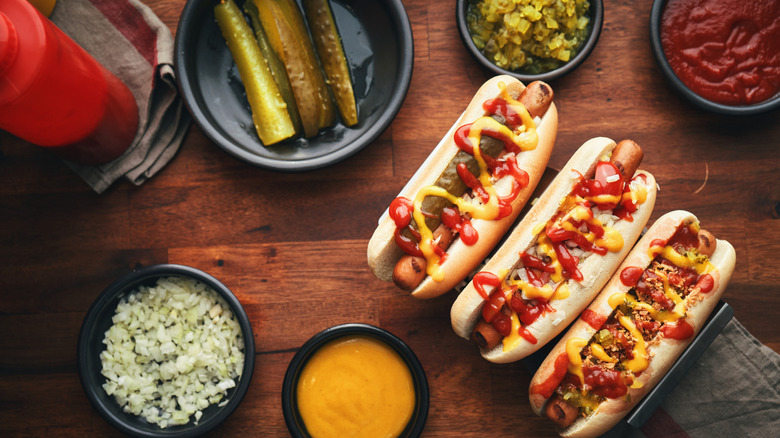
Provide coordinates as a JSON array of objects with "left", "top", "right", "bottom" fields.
[
  {"left": 457, "top": 0, "right": 603, "bottom": 82},
  {"left": 282, "top": 323, "right": 429, "bottom": 438}
]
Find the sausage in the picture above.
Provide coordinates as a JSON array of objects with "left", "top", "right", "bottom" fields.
[
  {"left": 389, "top": 84, "right": 555, "bottom": 291},
  {"left": 610, "top": 139, "right": 644, "bottom": 180},
  {"left": 544, "top": 395, "right": 580, "bottom": 428},
  {"left": 697, "top": 229, "right": 717, "bottom": 257},
  {"left": 582, "top": 139, "right": 643, "bottom": 181},
  {"left": 433, "top": 222, "right": 455, "bottom": 249},
  {"left": 473, "top": 320, "right": 502, "bottom": 350},
  {"left": 393, "top": 255, "right": 426, "bottom": 291},
  {"left": 392, "top": 223, "right": 454, "bottom": 290},
  {"left": 519, "top": 81, "right": 554, "bottom": 118}
]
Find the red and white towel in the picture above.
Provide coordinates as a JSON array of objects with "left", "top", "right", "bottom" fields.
[{"left": 51, "top": 0, "right": 190, "bottom": 193}]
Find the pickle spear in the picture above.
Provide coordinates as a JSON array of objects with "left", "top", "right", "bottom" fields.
[
  {"left": 303, "top": 0, "right": 358, "bottom": 126},
  {"left": 214, "top": 0, "right": 295, "bottom": 145},
  {"left": 243, "top": 1, "right": 303, "bottom": 136},
  {"left": 417, "top": 136, "right": 505, "bottom": 233},
  {"left": 251, "top": 0, "right": 336, "bottom": 138}
]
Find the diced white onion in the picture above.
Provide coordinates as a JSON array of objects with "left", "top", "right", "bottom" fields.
[{"left": 100, "top": 276, "right": 245, "bottom": 428}]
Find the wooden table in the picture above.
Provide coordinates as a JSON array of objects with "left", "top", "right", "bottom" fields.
[{"left": 1, "top": 0, "right": 778, "bottom": 436}]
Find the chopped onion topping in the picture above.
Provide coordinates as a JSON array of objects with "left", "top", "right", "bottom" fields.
[{"left": 100, "top": 276, "right": 245, "bottom": 428}]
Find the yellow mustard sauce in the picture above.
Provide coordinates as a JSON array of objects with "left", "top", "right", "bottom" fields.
[{"left": 296, "top": 335, "right": 416, "bottom": 438}]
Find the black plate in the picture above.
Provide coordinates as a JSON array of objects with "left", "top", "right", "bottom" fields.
[{"left": 174, "top": 0, "right": 414, "bottom": 171}]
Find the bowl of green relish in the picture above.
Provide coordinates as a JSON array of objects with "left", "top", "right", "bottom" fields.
[{"left": 457, "top": 0, "right": 603, "bottom": 82}]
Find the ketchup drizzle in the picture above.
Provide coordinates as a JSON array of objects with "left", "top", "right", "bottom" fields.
[
  {"left": 441, "top": 206, "right": 478, "bottom": 246},
  {"left": 473, "top": 271, "right": 501, "bottom": 300},
  {"left": 552, "top": 241, "right": 583, "bottom": 282},
  {"left": 620, "top": 266, "right": 644, "bottom": 287}
]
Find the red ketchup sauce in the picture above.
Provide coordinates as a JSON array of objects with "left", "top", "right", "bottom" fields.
[
  {"left": 581, "top": 309, "right": 607, "bottom": 330},
  {"left": 661, "top": 319, "right": 695, "bottom": 340},
  {"left": 389, "top": 197, "right": 423, "bottom": 257},
  {"left": 530, "top": 353, "right": 569, "bottom": 399},
  {"left": 509, "top": 293, "right": 552, "bottom": 328},
  {"left": 583, "top": 364, "right": 630, "bottom": 398},
  {"left": 576, "top": 161, "right": 624, "bottom": 210},
  {"left": 517, "top": 326, "right": 537, "bottom": 344},
  {"left": 614, "top": 174, "right": 646, "bottom": 222},
  {"left": 441, "top": 206, "right": 478, "bottom": 246},
  {"left": 696, "top": 273, "right": 715, "bottom": 293},
  {"left": 620, "top": 266, "right": 644, "bottom": 287},
  {"left": 661, "top": 0, "right": 780, "bottom": 105},
  {"left": 473, "top": 271, "right": 501, "bottom": 300},
  {"left": 474, "top": 271, "right": 548, "bottom": 344}
]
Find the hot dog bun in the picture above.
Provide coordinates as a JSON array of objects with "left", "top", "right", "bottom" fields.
[
  {"left": 367, "top": 75, "right": 558, "bottom": 299},
  {"left": 528, "top": 210, "right": 736, "bottom": 438},
  {"left": 451, "top": 137, "right": 657, "bottom": 363}
]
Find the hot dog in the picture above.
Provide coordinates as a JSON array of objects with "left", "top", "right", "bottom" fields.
[
  {"left": 450, "top": 137, "right": 657, "bottom": 362},
  {"left": 367, "top": 75, "right": 558, "bottom": 299},
  {"left": 528, "top": 210, "right": 736, "bottom": 437}
]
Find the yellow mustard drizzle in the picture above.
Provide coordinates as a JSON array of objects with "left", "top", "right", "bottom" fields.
[
  {"left": 506, "top": 275, "right": 557, "bottom": 301},
  {"left": 553, "top": 282, "right": 570, "bottom": 300},
  {"left": 623, "top": 182, "right": 648, "bottom": 206},
  {"left": 590, "top": 344, "right": 617, "bottom": 363},
  {"left": 499, "top": 83, "right": 539, "bottom": 151},
  {"left": 656, "top": 271, "right": 687, "bottom": 319},
  {"left": 608, "top": 292, "right": 628, "bottom": 309},
  {"left": 659, "top": 245, "right": 716, "bottom": 275},
  {"left": 647, "top": 241, "right": 665, "bottom": 259},
  {"left": 618, "top": 315, "right": 649, "bottom": 373},
  {"left": 550, "top": 195, "right": 625, "bottom": 255},
  {"left": 586, "top": 193, "right": 622, "bottom": 206},
  {"left": 412, "top": 82, "right": 538, "bottom": 281},
  {"left": 502, "top": 312, "right": 524, "bottom": 352},
  {"left": 532, "top": 221, "right": 546, "bottom": 236},
  {"left": 535, "top": 233, "right": 563, "bottom": 283},
  {"left": 498, "top": 270, "right": 569, "bottom": 352},
  {"left": 566, "top": 338, "right": 589, "bottom": 386},
  {"left": 611, "top": 292, "right": 684, "bottom": 324}
]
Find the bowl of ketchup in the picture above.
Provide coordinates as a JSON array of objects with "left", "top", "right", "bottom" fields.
[{"left": 650, "top": 0, "right": 780, "bottom": 115}]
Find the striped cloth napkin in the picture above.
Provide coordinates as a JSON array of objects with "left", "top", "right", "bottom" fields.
[
  {"left": 625, "top": 318, "right": 780, "bottom": 438},
  {"left": 50, "top": 0, "right": 190, "bottom": 193}
]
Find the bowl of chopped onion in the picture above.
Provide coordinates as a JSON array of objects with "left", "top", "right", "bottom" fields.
[
  {"left": 77, "top": 264, "right": 255, "bottom": 437},
  {"left": 457, "top": 0, "right": 603, "bottom": 82}
]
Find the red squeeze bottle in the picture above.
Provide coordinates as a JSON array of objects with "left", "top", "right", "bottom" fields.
[{"left": 0, "top": 0, "right": 139, "bottom": 165}]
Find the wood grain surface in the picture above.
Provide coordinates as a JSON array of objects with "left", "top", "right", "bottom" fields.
[{"left": 1, "top": 0, "right": 778, "bottom": 436}]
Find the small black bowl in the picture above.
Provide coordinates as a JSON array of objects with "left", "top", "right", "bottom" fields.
[
  {"left": 77, "top": 264, "right": 255, "bottom": 437},
  {"left": 282, "top": 323, "right": 429, "bottom": 438},
  {"left": 649, "top": 0, "right": 780, "bottom": 116},
  {"left": 174, "top": 0, "right": 414, "bottom": 171},
  {"left": 456, "top": 0, "right": 603, "bottom": 82}
]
